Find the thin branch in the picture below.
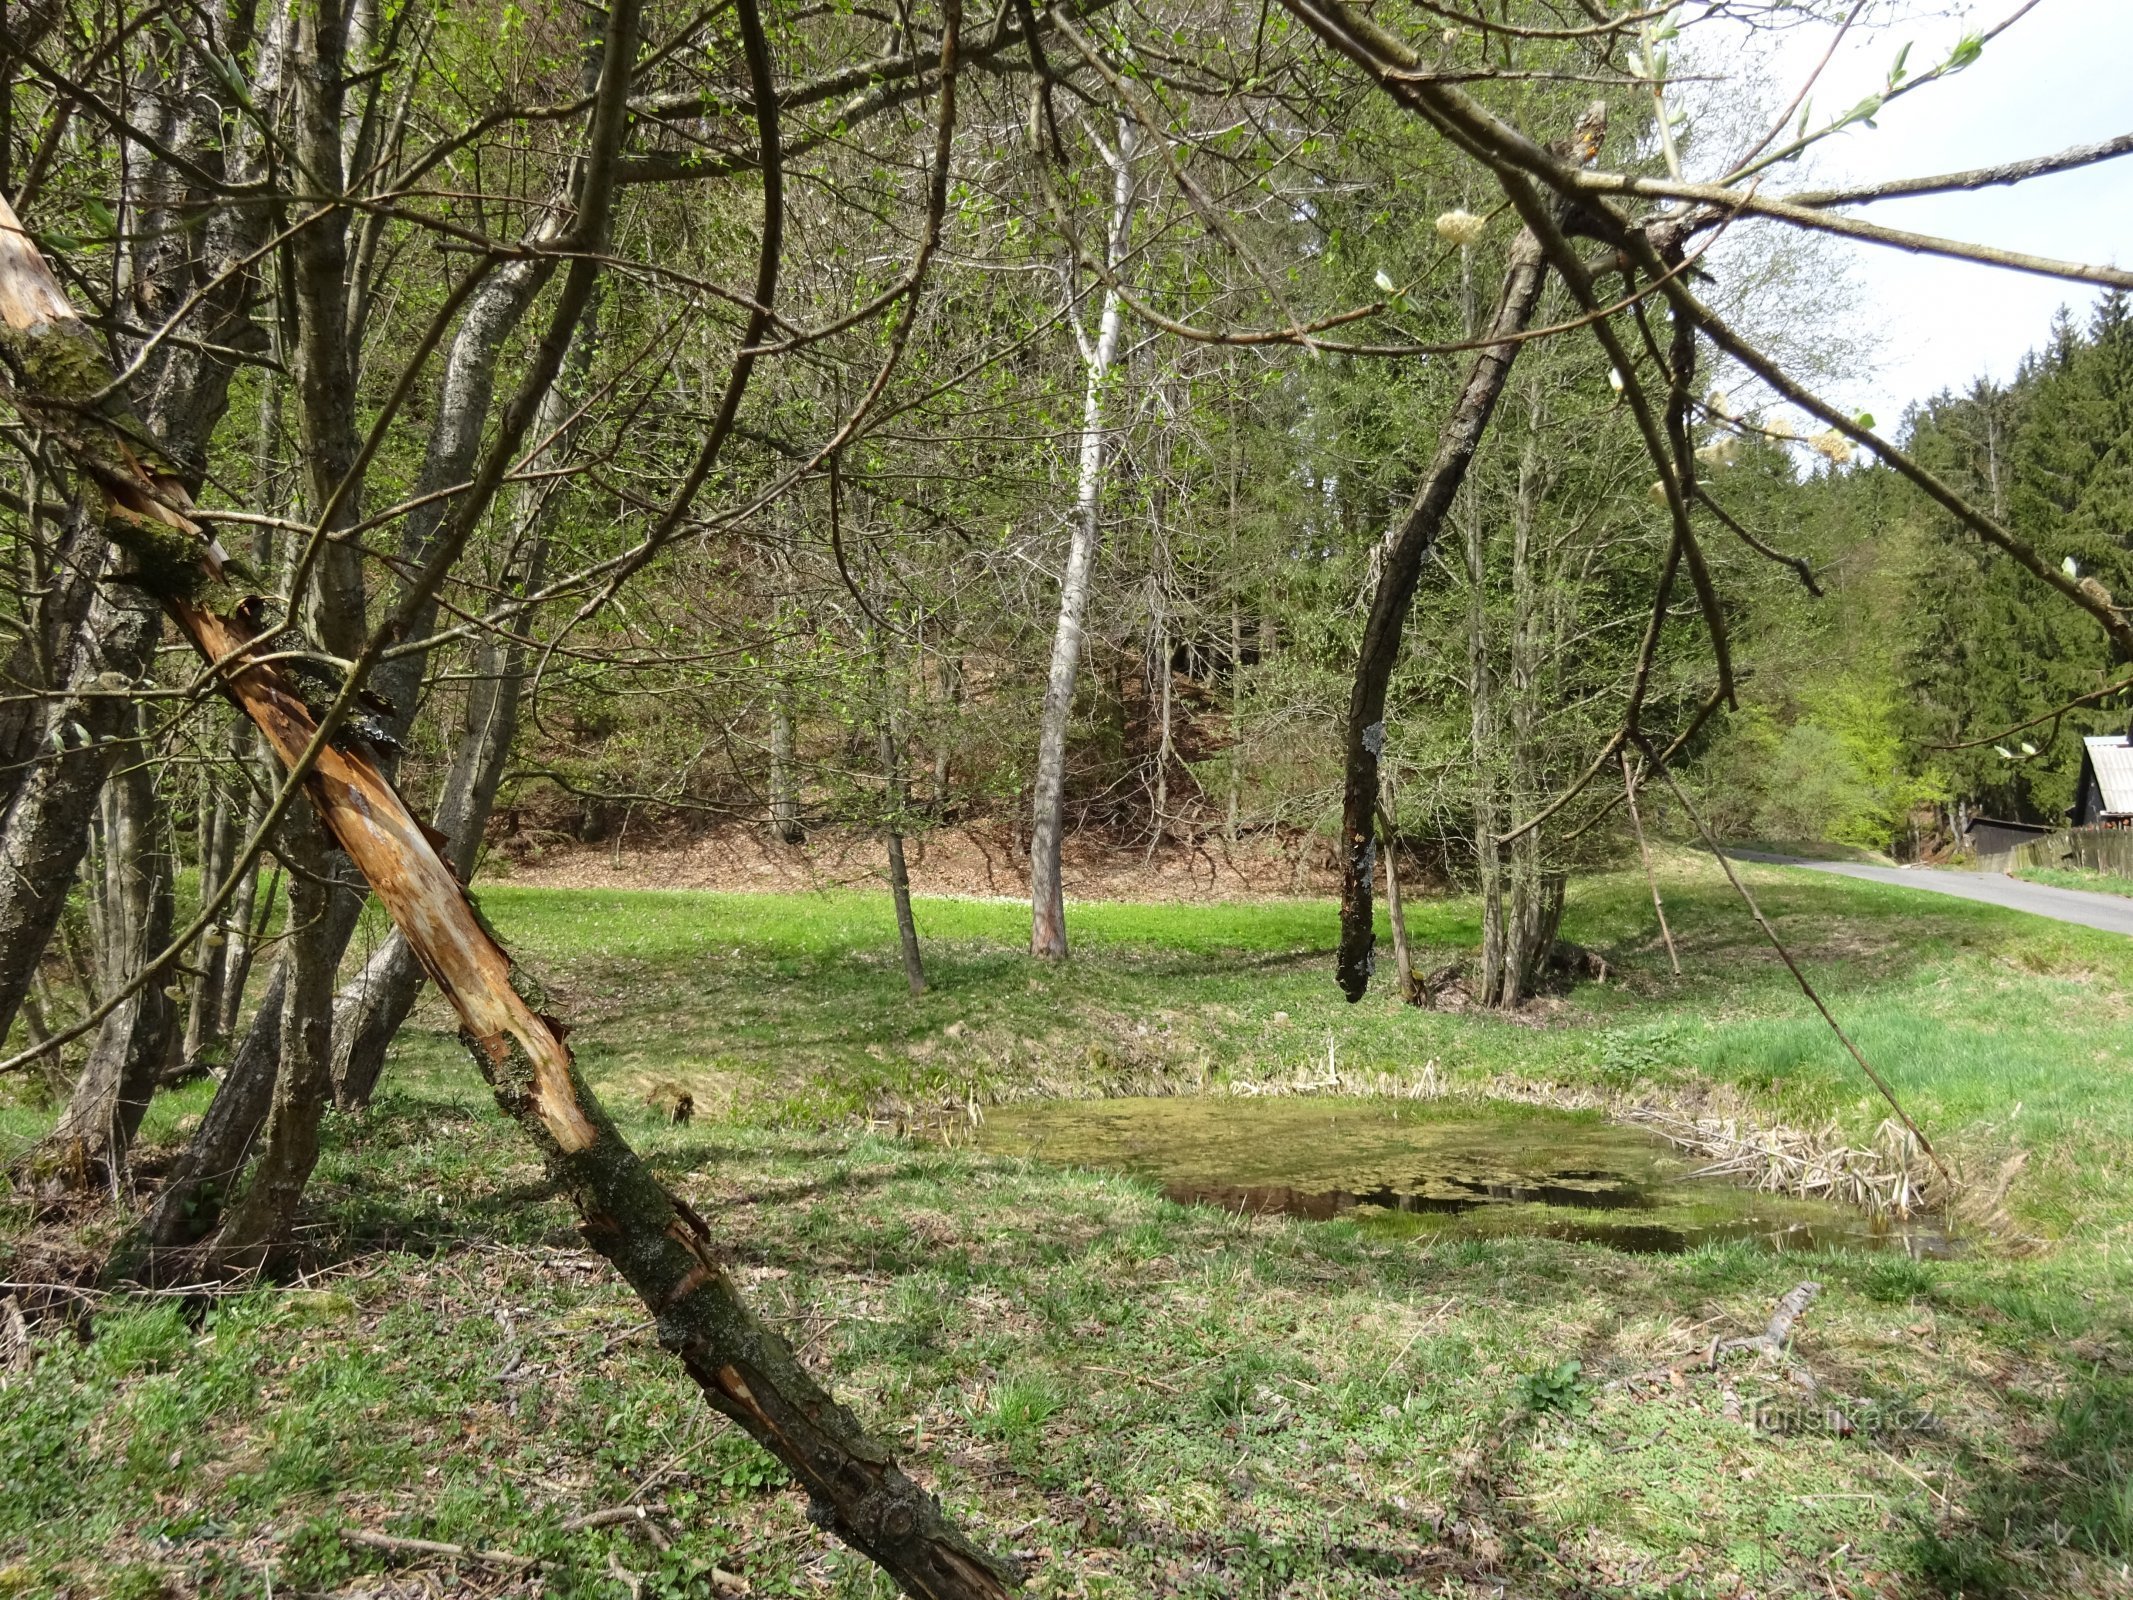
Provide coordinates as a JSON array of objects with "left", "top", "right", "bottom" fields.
[{"left": 1635, "top": 733, "right": 1949, "bottom": 1186}]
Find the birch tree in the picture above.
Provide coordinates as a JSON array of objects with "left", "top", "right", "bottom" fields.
[{"left": 1030, "top": 118, "right": 1137, "bottom": 959}]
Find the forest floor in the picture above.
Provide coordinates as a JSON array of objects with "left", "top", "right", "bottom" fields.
[
  {"left": 496, "top": 821, "right": 1350, "bottom": 901},
  {"left": 4, "top": 857, "right": 2132, "bottom": 1599}
]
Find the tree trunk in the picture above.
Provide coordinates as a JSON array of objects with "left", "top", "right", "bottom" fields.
[
  {"left": 931, "top": 654, "right": 959, "bottom": 809},
  {"left": 328, "top": 520, "right": 551, "bottom": 1106},
  {"left": 0, "top": 0, "right": 270, "bottom": 1048},
  {"left": 1377, "top": 789, "right": 1428, "bottom": 1007},
  {"left": 1465, "top": 484, "right": 1508, "bottom": 1007},
  {"left": 1145, "top": 596, "right": 1172, "bottom": 865},
  {"left": 287, "top": 0, "right": 367, "bottom": 660},
  {"left": 214, "top": 740, "right": 274, "bottom": 1043},
  {"left": 211, "top": 811, "right": 337, "bottom": 1267},
  {"left": 134, "top": 881, "right": 362, "bottom": 1250},
  {"left": 181, "top": 772, "right": 238, "bottom": 1069},
  {"left": 36, "top": 684, "right": 178, "bottom": 1188},
  {"left": 0, "top": 496, "right": 104, "bottom": 819},
  {"left": 0, "top": 565, "right": 162, "bottom": 1046},
  {"left": 1031, "top": 118, "right": 1136, "bottom": 960},
  {"left": 769, "top": 678, "right": 804, "bottom": 843},
  {"left": 881, "top": 723, "right": 927, "bottom": 998},
  {"left": 1332, "top": 221, "right": 1560, "bottom": 1000},
  {"left": 331, "top": 296, "right": 594, "bottom": 1108},
  {"left": 3, "top": 75, "right": 1017, "bottom": 1589},
  {"left": 1225, "top": 528, "right": 1243, "bottom": 850},
  {"left": 1497, "top": 419, "right": 1545, "bottom": 1008}
]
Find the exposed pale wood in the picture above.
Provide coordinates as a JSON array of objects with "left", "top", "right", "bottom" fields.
[{"left": 1, "top": 184, "right": 1014, "bottom": 1599}]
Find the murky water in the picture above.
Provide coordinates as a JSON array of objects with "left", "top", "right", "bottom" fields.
[{"left": 980, "top": 1096, "right": 1958, "bottom": 1257}]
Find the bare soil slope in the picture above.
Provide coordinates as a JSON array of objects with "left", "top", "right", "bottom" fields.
[{"left": 499, "top": 822, "right": 1348, "bottom": 901}]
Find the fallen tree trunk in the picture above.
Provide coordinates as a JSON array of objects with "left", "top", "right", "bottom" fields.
[{"left": 0, "top": 191, "right": 1016, "bottom": 1599}]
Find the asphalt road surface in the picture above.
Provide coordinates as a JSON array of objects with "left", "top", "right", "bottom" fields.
[{"left": 1732, "top": 853, "right": 2133, "bottom": 937}]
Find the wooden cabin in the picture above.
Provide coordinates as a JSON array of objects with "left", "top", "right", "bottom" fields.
[{"left": 2071, "top": 735, "right": 2133, "bottom": 828}]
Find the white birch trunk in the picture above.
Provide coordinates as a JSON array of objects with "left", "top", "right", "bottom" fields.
[{"left": 1030, "top": 119, "right": 1135, "bottom": 959}]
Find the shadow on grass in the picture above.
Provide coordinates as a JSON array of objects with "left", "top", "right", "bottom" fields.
[
  {"left": 299, "top": 1094, "right": 952, "bottom": 1264},
  {"left": 1906, "top": 1363, "right": 2133, "bottom": 1596}
]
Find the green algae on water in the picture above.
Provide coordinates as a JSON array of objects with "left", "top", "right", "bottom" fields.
[{"left": 980, "top": 1096, "right": 1957, "bottom": 1257}]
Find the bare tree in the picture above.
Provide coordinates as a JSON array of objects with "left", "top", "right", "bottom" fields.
[{"left": 1030, "top": 118, "right": 1137, "bottom": 959}]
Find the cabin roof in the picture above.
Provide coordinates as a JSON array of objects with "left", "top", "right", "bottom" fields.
[{"left": 2081, "top": 735, "right": 2133, "bottom": 815}]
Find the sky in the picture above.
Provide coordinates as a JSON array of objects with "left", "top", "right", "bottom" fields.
[{"left": 1687, "top": 0, "right": 2133, "bottom": 428}]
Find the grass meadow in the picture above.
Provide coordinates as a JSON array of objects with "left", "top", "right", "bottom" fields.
[{"left": 4, "top": 855, "right": 2132, "bottom": 1598}]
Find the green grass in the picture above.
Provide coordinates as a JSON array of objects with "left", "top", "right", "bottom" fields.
[
  {"left": 2017, "top": 863, "right": 2133, "bottom": 899},
  {"left": 5, "top": 858, "right": 2132, "bottom": 1597}
]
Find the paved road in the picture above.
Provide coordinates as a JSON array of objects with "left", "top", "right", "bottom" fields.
[{"left": 1730, "top": 852, "right": 2133, "bottom": 936}]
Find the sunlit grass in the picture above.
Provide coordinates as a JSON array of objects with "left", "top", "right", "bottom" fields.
[{"left": 6, "top": 857, "right": 2132, "bottom": 1596}]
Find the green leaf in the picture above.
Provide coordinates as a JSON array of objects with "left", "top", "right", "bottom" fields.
[
  {"left": 1890, "top": 41, "right": 1912, "bottom": 84},
  {"left": 1855, "top": 411, "right": 1876, "bottom": 430},
  {"left": 1946, "top": 33, "right": 1984, "bottom": 72}
]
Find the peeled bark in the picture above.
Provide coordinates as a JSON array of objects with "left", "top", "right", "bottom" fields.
[
  {"left": 1335, "top": 224, "right": 1550, "bottom": 999},
  {"left": 1030, "top": 119, "right": 1135, "bottom": 960},
  {"left": 332, "top": 294, "right": 591, "bottom": 1108},
  {"left": 2, "top": 109, "right": 1015, "bottom": 1600},
  {"left": 328, "top": 530, "right": 546, "bottom": 1106}
]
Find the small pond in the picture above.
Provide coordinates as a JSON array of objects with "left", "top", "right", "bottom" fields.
[{"left": 979, "top": 1096, "right": 1958, "bottom": 1257}]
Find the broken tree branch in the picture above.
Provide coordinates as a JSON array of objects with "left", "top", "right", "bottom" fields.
[{"left": 0, "top": 37, "right": 1015, "bottom": 1598}]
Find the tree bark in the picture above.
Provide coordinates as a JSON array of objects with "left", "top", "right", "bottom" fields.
[
  {"left": 0, "top": 564, "right": 162, "bottom": 1046},
  {"left": 1335, "top": 225, "right": 1552, "bottom": 999},
  {"left": 1145, "top": 592, "right": 1172, "bottom": 865},
  {"left": 1497, "top": 416, "right": 1546, "bottom": 1008},
  {"left": 331, "top": 292, "right": 593, "bottom": 1108},
  {"left": 211, "top": 808, "right": 337, "bottom": 1267},
  {"left": 36, "top": 676, "right": 178, "bottom": 1187},
  {"left": 286, "top": 0, "right": 368, "bottom": 660},
  {"left": 1031, "top": 119, "right": 1135, "bottom": 960},
  {"left": 881, "top": 722, "right": 927, "bottom": 998},
  {"left": 3, "top": 26, "right": 1018, "bottom": 1575},
  {"left": 134, "top": 891, "right": 362, "bottom": 1251},
  {"left": 1376, "top": 789, "right": 1428, "bottom": 1007},
  {"left": 0, "top": 497, "right": 104, "bottom": 818},
  {"left": 9, "top": 0, "right": 277, "bottom": 1112},
  {"left": 1465, "top": 481, "right": 1508, "bottom": 1006},
  {"left": 180, "top": 771, "right": 238, "bottom": 1069}
]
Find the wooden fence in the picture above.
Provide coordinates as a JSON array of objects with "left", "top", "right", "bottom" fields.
[{"left": 1972, "top": 825, "right": 2133, "bottom": 877}]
